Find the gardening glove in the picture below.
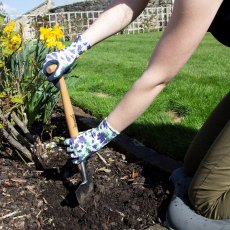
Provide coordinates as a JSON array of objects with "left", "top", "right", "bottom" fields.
[
  {"left": 64, "top": 118, "right": 119, "bottom": 164},
  {"left": 42, "top": 35, "right": 91, "bottom": 85}
]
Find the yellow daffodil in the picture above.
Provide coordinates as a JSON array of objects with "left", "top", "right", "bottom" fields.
[
  {"left": 1, "top": 33, "right": 22, "bottom": 55},
  {"left": 40, "top": 27, "right": 52, "bottom": 41},
  {"left": 2, "top": 41, "right": 8, "bottom": 47},
  {"left": 40, "top": 24, "right": 65, "bottom": 50},
  {"left": 46, "top": 38, "right": 57, "bottom": 48},
  {"left": 56, "top": 41, "right": 65, "bottom": 50},
  {"left": 10, "top": 34, "right": 22, "bottom": 45},
  {"left": 53, "top": 24, "right": 64, "bottom": 39},
  {"left": 3, "top": 21, "right": 16, "bottom": 34}
]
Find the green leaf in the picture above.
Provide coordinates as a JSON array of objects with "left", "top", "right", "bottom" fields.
[
  {"left": 0, "top": 92, "right": 6, "bottom": 98},
  {"left": 11, "top": 95, "right": 24, "bottom": 104}
]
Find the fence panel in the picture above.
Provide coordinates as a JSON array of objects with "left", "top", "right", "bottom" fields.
[{"left": 17, "top": 6, "right": 172, "bottom": 41}]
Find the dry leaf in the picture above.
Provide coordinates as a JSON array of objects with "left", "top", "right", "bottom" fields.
[
  {"left": 2, "top": 180, "right": 11, "bottom": 186},
  {"left": 130, "top": 170, "right": 140, "bottom": 179},
  {"left": 120, "top": 176, "right": 129, "bottom": 180},
  {"left": 11, "top": 178, "right": 27, "bottom": 184},
  {"left": 96, "top": 167, "right": 111, "bottom": 173}
]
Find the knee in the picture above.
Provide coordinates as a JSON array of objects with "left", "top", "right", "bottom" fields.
[
  {"left": 188, "top": 185, "right": 210, "bottom": 219},
  {"left": 188, "top": 183, "right": 217, "bottom": 219}
]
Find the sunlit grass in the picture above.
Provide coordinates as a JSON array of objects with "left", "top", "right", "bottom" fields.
[{"left": 67, "top": 32, "right": 229, "bottom": 160}]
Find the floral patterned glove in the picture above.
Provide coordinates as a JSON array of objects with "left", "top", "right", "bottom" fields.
[
  {"left": 64, "top": 118, "right": 119, "bottom": 164},
  {"left": 42, "top": 35, "right": 91, "bottom": 85}
]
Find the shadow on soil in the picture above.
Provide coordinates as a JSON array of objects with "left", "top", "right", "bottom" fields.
[{"left": 42, "top": 160, "right": 81, "bottom": 208}]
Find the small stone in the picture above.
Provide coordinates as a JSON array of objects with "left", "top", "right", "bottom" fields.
[
  {"left": 131, "top": 204, "right": 140, "bottom": 211},
  {"left": 110, "top": 222, "right": 116, "bottom": 226},
  {"left": 37, "top": 199, "right": 43, "bottom": 208}
]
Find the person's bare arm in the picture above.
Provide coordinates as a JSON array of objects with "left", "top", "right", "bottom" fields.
[
  {"left": 107, "top": 0, "right": 223, "bottom": 132},
  {"left": 83, "top": 0, "right": 149, "bottom": 45}
]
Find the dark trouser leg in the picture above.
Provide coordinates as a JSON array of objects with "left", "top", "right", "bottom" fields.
[
  {"left": 184, "top": 92, "right": 230, "bottom": 219},
  {"left": 188, "top": 120, "right": 230, "bottom": 219},
  {"left": 184, "top": 92, "right": 230, "bottom": 176}
]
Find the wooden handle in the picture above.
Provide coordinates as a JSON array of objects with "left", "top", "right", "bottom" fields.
[
  {"left": 47, "top": 65, "right": 87, "bottom": 180},
  {"left": 47, "top": 64, "right": 79, "bottom": 138},
  {"left": 60, "top": 77, "right": 79, "bottom": 138}
]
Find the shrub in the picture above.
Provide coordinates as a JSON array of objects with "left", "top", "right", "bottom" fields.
[{"left": 0, "top": 21, "right": 65, "bottom": 161}]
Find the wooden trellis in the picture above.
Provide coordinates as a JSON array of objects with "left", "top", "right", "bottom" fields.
[
  {"left": 124, "top": 6, "right": 172, "bottom": 34},
  {"left": 21, "top": 5, "right": 173, "bottom": 40}
]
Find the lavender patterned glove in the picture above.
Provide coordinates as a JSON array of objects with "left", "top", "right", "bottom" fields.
[
  {"left": 42, "top": 35, "right": 91, "bottom": 85},
  {"left": 64, "top": 119, "right": 119, "bottom": 164}
]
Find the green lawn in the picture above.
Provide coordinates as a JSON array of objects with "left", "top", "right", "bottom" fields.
[{"left": 66, "top": 32, "right": 229, "bottom": 161}]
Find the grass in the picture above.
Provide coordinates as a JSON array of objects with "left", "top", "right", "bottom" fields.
[{"left": 66, "top": 32, "right": 229, "bottom": 161}]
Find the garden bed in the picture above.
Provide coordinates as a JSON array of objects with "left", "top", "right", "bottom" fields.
[{"left": 0, "top": 108, "right": 173, "bottom": 230}]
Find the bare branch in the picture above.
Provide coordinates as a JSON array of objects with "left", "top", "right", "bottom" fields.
[
  {"left": 1, "top": 128, "right": 33, "bottom": 161},
  {"left": 0, "top": 109, "right": 30, "bottom": 147},
  {"left": 11, "top": 112, "right": 34, "bottom": 144}
]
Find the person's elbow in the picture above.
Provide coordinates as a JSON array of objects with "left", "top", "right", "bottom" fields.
[{"left": 144, "top": 67, "right": 176, "bottom": 89}]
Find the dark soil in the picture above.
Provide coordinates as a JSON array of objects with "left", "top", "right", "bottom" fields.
[{"left": 0, "top": 107, "right": 173, "bottom": 230}]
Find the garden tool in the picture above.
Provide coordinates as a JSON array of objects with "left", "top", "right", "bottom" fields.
[{"left": 46, "top": 64, "right": 92, "bottom": 204}]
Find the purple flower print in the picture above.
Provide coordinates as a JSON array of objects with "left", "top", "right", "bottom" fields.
[
  {"left": 97, "top": 132, "right": 107, "bottom": 143},
  {"left": 42, "top": 35, "right": 91, "bottom": 80},
  {"left": 64, "top": 119, "right": 119, "bottom": 164}
]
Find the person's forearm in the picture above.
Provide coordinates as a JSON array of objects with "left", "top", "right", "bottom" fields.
[
  {"left": 107, "top": 0, "right": 223, "bottom": 132},
  {"left": 82, "top": 0, "right": 149, "bottom": 45},
  {"left": 107, "top": 69, "right": 166, "bottom": 132}
]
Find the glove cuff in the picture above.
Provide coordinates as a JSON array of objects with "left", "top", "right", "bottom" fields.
[
  {"left": 91, "top": 118, "right": 119, "bottom": 149},
  {"left": 105, "top": 118, "right": 120, "bottom": 134}
]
